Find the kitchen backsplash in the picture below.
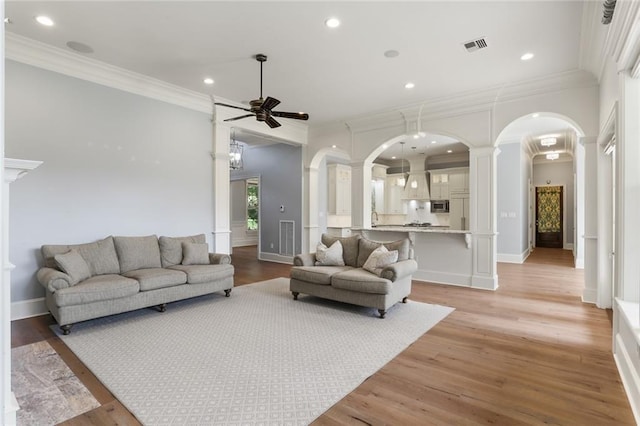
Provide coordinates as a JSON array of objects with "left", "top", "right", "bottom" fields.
[{"left": 376, "top": 201, "right": 450, "bottom": 226}]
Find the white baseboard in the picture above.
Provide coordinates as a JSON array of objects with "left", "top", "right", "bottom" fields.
[
  {"left": 232, "top": 238, "right": 258, "bottom": 248},
  {"left": 497, "top": 248, "right": 530, "bottom": 264},
  {"left": 582, "top": 288, "right": 597, "bottom": 304},
  {"left": 471, "top": 274, "right": 499, "bottom": 291},
  {"left": 575, "top": 256, "right": 585, "bottom": 269},
  {"left": 11, "top": 297, "right": 47, "bottom": 321},
  {"left": 259, "top": 252, "right": 294, "bottom": 265},
  {"left": 614, "top": 334, "right": 640, "bottom": 425},
  {"left": 564, "top": 243, "right": 574, "bottom": 250},
  {"left": 413, "top": 270, "right": 471, "bottom": 287}
]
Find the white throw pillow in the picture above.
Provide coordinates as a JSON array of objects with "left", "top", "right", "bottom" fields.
[
  {"left": 315, "top": 240, "right": 345, "bottom": 266},
  {"left": 363, "top": 245, "right": 398, "bottom": 276}
]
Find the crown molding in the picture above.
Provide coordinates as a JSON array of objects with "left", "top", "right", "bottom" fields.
[
  {"left": 602, "top": 0, "right": 640, "bottom": 74},
  {"left": 579, "top": 0, "right": 609, "bottom": 82},
  {"left": 343, "top": 69, "right": 597, "bottom": 134},
  {"left": 6, "top": 32, "right": 213, "bottom": 114}
]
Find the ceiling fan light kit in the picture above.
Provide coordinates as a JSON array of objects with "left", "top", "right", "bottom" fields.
[{"left": 215, "top": 54, "right": 309, "bottom": 129}]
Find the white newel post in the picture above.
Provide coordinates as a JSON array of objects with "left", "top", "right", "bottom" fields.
[
  {"left": 211, "top": 123, "right": 232, "bottom": 254},
  {"left": 351, "top": 161, "right": 372, "bottom": 229},
  {"left": 469, "top": 147, "right": 499, "bottom": 290},
  {"left": 2, "top": 159, "right": 42, "bottom": 426}
]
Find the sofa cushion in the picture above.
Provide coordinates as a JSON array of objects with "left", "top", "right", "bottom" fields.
[
  {"left": 159, "top": 234, "right": 206, "bottom": 267},
  {"left": 42, "top": 236, "right": 121, "bottom": 276},
  {"left": 123, "top": 268, "right": 187, "bottom": 291},
  {"left": 362, "top": 245, "right": 399, "bottom": 276},
  {"left": 54, "top": 274, "right": 140, "bottom": 307},
  {"left": 54, "top": 250, "right": 91, "bottom": 285},
  {"left": 290, "top": 265, "right": 354, "bottom": 285},
  {"left": 315, "top": 241, "right": 345, "bottom": 266},
  {"left": 114, "top": 235, "right": 162, "bottom": 274},
  {"left": 321, "top": 234, "right": 361, "bottom": 267},
  {"left": 168, "top": 264, "right": 234, "bottom": 284},
  {"left": 357, "top": 237, "right": 410, "bottom": 267},
  {"left": 331, "top": 269, "right": 392, "bottom": 295},
  {"left": 182, "top": 243, "right": 210, "bottom": 265}
]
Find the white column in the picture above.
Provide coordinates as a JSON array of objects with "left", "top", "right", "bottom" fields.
[
  {"left": 596, "top": 139, "right": 613, "bottom": 308},
  {"left": 574, "top": 142, "right": 585, "bottom": 269},
  {"left": 582, "top": 137, "right": 598, "bottom": 304},
  {"left": 304, "top": 165, "right": 320, "bottom": 252},
  {"left": 211, "top": 123, "right": 231, "bottom": 254},
  {"left": 469, "top": 147, "right": 499, "bottom": 290},
  {"left": 3, "top": 159, "right": 42, "bottom": 426},
  {"left": 350, "top": 161, "right": 372, "bottom": 229}
]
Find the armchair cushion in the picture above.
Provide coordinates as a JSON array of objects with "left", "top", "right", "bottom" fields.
[
  {"left": 42, "top": 236, "right": 120, "bottom": 276},
  {"left": 54, "top": 275, "right": 140, "bottom": 307},
  {"left": 158, "top": 234, "right": 206, "bottom": 267},
  {"left": 321, "top": 234, "right": 361, "bottom": 267},
  {"left": 54, "top": 250, "right": 91, "bottom": 285},
  {"left": 331, "top": 269, "right": 392, "bottom": 295},
  {"left": 362, "top": 245, "right": 398, "bottom": 276},
  {"left": 181, "top": 243, "right": 210, "bottom": 265},
  {"left": 169, "top": 264, "right": 234, "bottom": 284},
  {"left": 315, "top": 240, "right": 345, "bottom": 266},
  {"left": 123, "top": 268, "right": 187, "bottom": 291}
]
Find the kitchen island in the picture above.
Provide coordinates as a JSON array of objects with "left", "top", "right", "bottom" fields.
[{"left": 352, "top": 226, "right": 474, "bottom": 288}]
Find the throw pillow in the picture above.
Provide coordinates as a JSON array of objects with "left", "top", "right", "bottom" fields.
[
  {"left": 315, "top": 240, "right": 345, "bottom": 266},
  {"left": 54, "top": 249, "right": 91, "bottom": 285},
  {"left": 363, "top": 245, "right": 399, "bottom": 276},
  {"left": 181, "top": 243, "right": 210, "bottom": 265}
]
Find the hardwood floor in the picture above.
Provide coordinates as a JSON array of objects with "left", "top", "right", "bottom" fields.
[{"left": 11, "top": 246, "right": 634, "bottom": 425}]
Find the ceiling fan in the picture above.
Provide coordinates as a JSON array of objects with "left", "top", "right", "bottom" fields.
[{"left": 215, "top": 54, "right": 309, "bottom": 129}]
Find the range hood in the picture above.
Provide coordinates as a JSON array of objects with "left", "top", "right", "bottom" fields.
[{"left": 402, "top": 156, "right": 431, "bottom": 200}]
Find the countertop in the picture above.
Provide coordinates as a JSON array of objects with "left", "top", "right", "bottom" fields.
[{"left": 354, "top": 226, "right": 471, "bottom": 235}]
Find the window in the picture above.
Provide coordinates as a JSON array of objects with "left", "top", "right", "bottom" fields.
[{"left": 247, "top": 179, "right": 259, "bottom": 231}]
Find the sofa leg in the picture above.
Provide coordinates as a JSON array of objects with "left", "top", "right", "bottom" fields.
[
  {"left": 60, "top": 324, "right": 72, "bottom": 335},
  {"left": 292, "top": 291, "right": 299, "bottom": 300},
  {"left": 402, "top": 297, "right": 408, "bottom": 303},
  {"left": 224, "top": 289, "right": 232, "bottom": 297},
  {"left": 378, "top": 309, "right": 386, "bottom": 319}
]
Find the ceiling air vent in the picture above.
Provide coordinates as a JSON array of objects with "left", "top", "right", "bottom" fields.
[{"left": 463, "top": 37, "right": 488, "bottom": 53}]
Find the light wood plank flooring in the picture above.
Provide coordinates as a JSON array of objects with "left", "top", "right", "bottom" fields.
[{"left": 11, "top": 246, "right": 634, "bottom": 425}]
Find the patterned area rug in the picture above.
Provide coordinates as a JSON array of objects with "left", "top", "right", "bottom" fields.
[
  {"left": 57, "top": 278, "right": 453, "bottom": 425},
  {"left": 12, "top": 340, "right": 100, "bottom": 425}
]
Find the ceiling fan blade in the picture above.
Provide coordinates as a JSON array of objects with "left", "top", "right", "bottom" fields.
[
  {"left": 215, "top": 102, "right": 252, "bottom": 112},
  {"left": 261, "top": 96, "right": 281, "bottom": 111},
  {"left": 224, "top": 114, "right": 255, "bottom": 122},
  {"left": 272, "top": 111, "right": 310, "bottom": 120},
  {"left": 265, "top": 116, "right": 282, "bottom": 128}
]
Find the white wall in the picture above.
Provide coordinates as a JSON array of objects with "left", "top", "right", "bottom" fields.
[
  {"left": 5, "top": 60, "right": 214, "bottom": 303},
  {"left": 497, "top": 143, "right": 526, "bottom": 260},
  {"left": 532, "top": 159, "right": 575, "bottom": 248}
]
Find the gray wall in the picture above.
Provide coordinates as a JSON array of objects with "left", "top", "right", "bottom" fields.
[
  {"left": 5, "top": 60, "right": 214, "bottom": 302},
  {"left": 533, "top": 160, "right": 575, "bottom": 246},
  {"left": 231, "top": 143, "right": 302, "bottom": 255},
  {"left": 497, "top": 143, "right": 527, "bottom": 256}
]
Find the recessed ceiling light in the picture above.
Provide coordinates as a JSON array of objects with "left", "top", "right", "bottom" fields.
[
  {"left": 331, "top": 145, "right": 337, "bottom": 148},
  {"left": 325, "top": 17, "right": 340, "bottom": 28},
  {"left": 431, "top": 140, "right": 437, "bottom": 144},
  {"left": 520, "top": 52, "right": 534, "bottom": 61},
  {"left": 384, "top": 50, "right": 399, "bottom": 58},
  {"left": 540, "top": 137, "right": 557, "bottom": 147},
  {"left": 391, "top": 156, "right": 397, "bottom": 159},
  {"left": 35, "top": 15, "right": 54, "bottom": 26},
  {"left": 405, "top": 82, "right": 415, "bottom": 89},
  {"left": 203, "top": 78, "right": 214, "bottom": 85},
  {"left": 532, "top": 113, "right": 540, "bottom": 118},
  {"left": 447, "top": 150, "right": 453, "bottom": 153},
  {"left": 546, "top": 152, "right": 559, "bottom": 160}
]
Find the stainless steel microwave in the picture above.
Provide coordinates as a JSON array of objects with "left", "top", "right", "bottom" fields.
[{"left": 431, "top": 200, "right": 449, "bottom": 213}]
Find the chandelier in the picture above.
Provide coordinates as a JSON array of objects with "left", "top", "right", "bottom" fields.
[{"left": 229, "top": 128, "right": 243, "bottom": 170}]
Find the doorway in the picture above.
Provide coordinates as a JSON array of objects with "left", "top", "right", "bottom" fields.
[
  {"left": 230, "top": 177, "right": 260, "bottom": 252},
  {"left": 535, "top": 185, "right": 563, "bottom": 248}
]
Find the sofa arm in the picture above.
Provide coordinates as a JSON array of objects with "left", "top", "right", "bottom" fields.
[
  {"left": 293, "top": 253, "right": 317, "bottom": 266},
  {"left": 381, "top": 259, "right": 418, "bottom": 282},
  {"left": 209, "top": 253, "right": 231, "bottom": 265},
  {"left": 37, "top": 267, "right": 73, "bottom": 293}
]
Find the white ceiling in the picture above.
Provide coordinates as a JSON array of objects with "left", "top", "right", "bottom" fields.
[{"left": 5, "top": 1, "right": 585, "bottom": 130}]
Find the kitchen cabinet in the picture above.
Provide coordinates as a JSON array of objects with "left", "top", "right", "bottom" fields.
[
  {"left": 328, "top": 164, "right": 351, "bottom": 215},
  {"left": 449, "top": 194, "right": 469, "bottom": 230},
  {"left": 385, "top": 174, "right": 407, "bottom": 214},
  {"left": 449, "top": 168, "right": 469, "bottom": 195},
  {"left": 430, "top": 172, "right": 449, "bottom": 200}
]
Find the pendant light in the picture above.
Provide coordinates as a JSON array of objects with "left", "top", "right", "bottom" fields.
[
  {"left": 229, "top": 128, "right": 243, "bottom": 170},
  {"left": 397, "top": 142, "right": 406, "bottom": 187}
]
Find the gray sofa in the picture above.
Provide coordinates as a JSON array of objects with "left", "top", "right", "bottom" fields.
[
  {"left": 290, "top": 234, "right": 417, "bottom": 318},
  {"left": 37, "top": 234, "right": 234, "bottom": 334}
]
